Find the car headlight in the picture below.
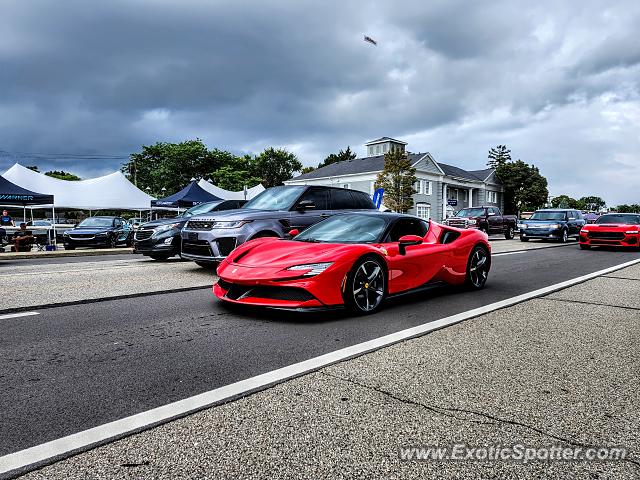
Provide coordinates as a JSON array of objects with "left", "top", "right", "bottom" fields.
[
  {"left": 154, "top": 223, "right": 181, "bottom": 234},
  {"left": 547, "top": 224, "right": 561, "bottom": 229},
  {"left": 96, "top": 232, "right": 108, "bottom": 237},
  {"left": 286, "top": 262, "right": 333, "bottom": 276},
  {"left": 212, "top": 220, "right": 252, "bottom": 229},
  {"left": 517, "top": 223, "right": 527, "bottom": 229},
  {"left": 626, "top": 230, "right": 639, "bottom": 234}
]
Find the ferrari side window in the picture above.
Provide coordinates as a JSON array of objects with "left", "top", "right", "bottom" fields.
[{"left": 387, "top": 219, "right": 429, "bottom": 242}]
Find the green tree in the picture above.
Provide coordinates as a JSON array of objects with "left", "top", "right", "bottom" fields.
[
  {"left": 494, "top": 160, "right": 548, "bottom": 214},
  {"left": 318, "top": 146, "right": 356, "bottom": 168},
  {"left": 252, "top": 147, "right": 302, "bottom": 187},
  {"left": 209, "top": 155, "right": 262, "bottom": 191},
  {"left": 375, "top": 150, "right": 417, "bottom": 213},
  {"left": 300, "top": 166, "right": 316, "bottom": 175},
  {"left": 578, "top": 196, "right": 606, "bottom": 211},
  {"left": 45, "top": 170, "right": 81, "bottom": 181},
  {"left": 26, "top": 166, "right": 40, "bottom": 172},
  {"left": 487, "top": 145, "right": 512, "bottom": 169},
  {"left": 551, "top": 195, "right": 580, "bottom": 209},
  {"left": 614, "top": 204, "right": 640, "bottom": 213},
  {"left": 122, "top": 139, "right": 225, "bottom": 195}
]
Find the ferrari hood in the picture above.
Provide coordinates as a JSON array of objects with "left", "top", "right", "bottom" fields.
[{"left": 231, "top": 239, "right": 357, "bottom": 268}]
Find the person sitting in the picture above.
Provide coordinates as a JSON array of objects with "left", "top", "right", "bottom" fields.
[
  {"left": 1, "top": 210, "right": 14, "bottom": 227},
  {"left": 12, "top": 223, "right": 35, "bottom": 252}
]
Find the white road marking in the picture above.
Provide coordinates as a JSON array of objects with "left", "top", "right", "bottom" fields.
[
  {"left": 0, "top": 311, "right": 39, "bottom": 320},
  {"left": 493, "top": 251, "right": 526, "bottom": 257},
  {"left": 1, "top": 256, "right": 639, "bottom": 475}
]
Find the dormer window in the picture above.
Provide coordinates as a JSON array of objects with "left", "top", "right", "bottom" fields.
[{"left": 365, "top": 137, "right": 407, "bottom": 157}]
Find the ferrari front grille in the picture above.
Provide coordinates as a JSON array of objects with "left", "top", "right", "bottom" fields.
[{"left": 222, "top": 283, "right": 315, "bottom": 302}]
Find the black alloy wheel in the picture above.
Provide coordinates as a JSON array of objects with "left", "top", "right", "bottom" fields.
[
  {"left": 465, "top": 246, "right": 490, "bottom": 289},
  {"left": 345, "top": 257, "right": 386, "bottom": 314}
]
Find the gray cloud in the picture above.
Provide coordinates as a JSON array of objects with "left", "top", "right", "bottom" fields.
[{"left": 0, "top": 0, "right": 639, "bottom": 204}]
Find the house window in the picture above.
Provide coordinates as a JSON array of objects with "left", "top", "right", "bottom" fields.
[
  {"left": 450, "top": 189, "right": 458, "bottom": 201},
  {"left": 487, "top": 191, "right": 498, "bottom": 203},
  {"left": 461, "top": 190, "right": 468, "bottom": 202},
  {"left": 414, "top": 179, "right": 432, "bottom": 195},
  {"left": 416, "top": 203, "right": 431, "bottom": 220}
]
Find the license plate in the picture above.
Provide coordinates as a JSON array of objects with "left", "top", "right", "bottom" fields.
[{"left": 187, "top": 232, "right": 198, "bottom": 241}]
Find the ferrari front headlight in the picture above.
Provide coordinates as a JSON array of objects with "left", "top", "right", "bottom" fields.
[{"left": 286, "top": 262, "right": 333, "bottom": 276}]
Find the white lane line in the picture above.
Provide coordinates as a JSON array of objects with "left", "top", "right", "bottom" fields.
[
  {"left": 1, "top": 256, "right": 639, "bottom": 476},
  {"left": 493, "top": 251, "right": 526, "bottom": 257},
  {"left": 0, "top": 311, "right": 39, "bottom": 320}
]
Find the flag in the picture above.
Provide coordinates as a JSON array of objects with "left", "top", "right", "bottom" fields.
[{"left": 364, "top": 35, "right": 377, "bottom": 46}]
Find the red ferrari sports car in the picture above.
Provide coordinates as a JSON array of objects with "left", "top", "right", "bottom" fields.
[
  {"left": 579, "top": 213, "right": 640, "bottom": 250},
  {"left": 213, "top": 212, "right": 491, "bottom": 314}
]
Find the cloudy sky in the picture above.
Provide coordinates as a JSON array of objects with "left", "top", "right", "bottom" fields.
[{"left": 1, "top": 0, "right": 639, "bottom": 205}]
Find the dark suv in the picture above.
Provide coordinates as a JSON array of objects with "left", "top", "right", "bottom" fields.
[
  {"left": 134, "top": 199, "right": 246, "bottom": 260},
  {"left": 181, "top": 185, "right": 376, "bottom": 266},
  {"left": 518, "top": 209, "right": 586, "bottom": 243}
]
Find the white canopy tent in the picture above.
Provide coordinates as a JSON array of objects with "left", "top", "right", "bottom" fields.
[
  {"left": 3, "top": 163, "right": 155, "bottom": 210},
  {"left": 197, "top": 179, "right": 265, "bottom": 200}
]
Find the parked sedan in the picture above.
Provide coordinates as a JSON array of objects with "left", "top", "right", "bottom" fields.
[
  {"left": 63, "top": 216, "right": 132, "bottom": 249},
  {"left": 579, "top": 213, "right": 640, "bottom": 250},
  {"left": 134, "top": 200, "right": 246, "bottom": 260},
  {"left": 518, "top": 209, "right": 585, "bottom": 243}
]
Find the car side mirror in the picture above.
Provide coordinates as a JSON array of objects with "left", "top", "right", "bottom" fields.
[
  {"left": 398, "top": 235, "right": 423, "bottom": 255},
  {"left": 288, "top": 228, "right": 299, "bottom": 237},
  {"left": 487, "top": 212, "right": 496, "bottom": 216},
  {"left": 296, "top": 200, "right": 316, "bottom": 210}
]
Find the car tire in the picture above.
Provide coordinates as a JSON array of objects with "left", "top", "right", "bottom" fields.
[
  {"left": 149, "top": 254, "right": 171, "bottom": 261},
  {"left": 125, "top": 234, "right": 133, "bottom": 247},
  {"left": 505, "top": 226, "right": 514, "bottom": 240},
  {"left": 478, "top": 225, "right": 488, "bottom": 235},
  {"left": 108, "top": 236, "right": 117, "bottom": 248},
  {"left": 560, "top": 229, "right": 568, "bottom": 243},
  {"left": 579, "top": 244, "right": 591, "bottom": 250},
  {"left": 344, "top": 256, "right": 386, "bottom": 315},
  {"left": 64, "top": 245, "right": 75, "bottom": 250},
  {"left": 465, "top": 245, "right": 490, "bottom": 289},
  {"left": 520, "top": 236, "right": 529, "bottom": 242}
]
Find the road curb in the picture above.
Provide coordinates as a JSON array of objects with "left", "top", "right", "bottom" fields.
[
  {"left": 0, "top": 248, "right": 134, "bottom": 260},
  {"left": 0, "top": 284, "right": 213, "bottom": 315}
]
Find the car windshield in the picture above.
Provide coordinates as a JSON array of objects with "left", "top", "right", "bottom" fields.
[
  {"left": 242, "top": 186, "right": 304, "bottom": 211},
  {"left": 294, "top": 214, "right": 387, "bottom": 243},
  {"left": 78, "top": 218, "right": 113, "bottom": 227},
  {"left": 456, "top": 208, "right": 485, "bottom": 217},
  {"left": 529, "top": 211, "right": 566, "bottom": 221},
  {"left": 180, "top": 201, "right": 222, "bottom": 218},
  {"left": 596, "top": 214, "right": 640, "bottom": 225}
]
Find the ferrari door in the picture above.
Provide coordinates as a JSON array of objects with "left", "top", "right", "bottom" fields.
[{"left": 383, "top": 218, "right": 451, "bottom": 294}]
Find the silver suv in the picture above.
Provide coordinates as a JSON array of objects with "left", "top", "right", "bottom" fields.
[{"left": 180, "top": 185, "right": 376, "bottom": 266}]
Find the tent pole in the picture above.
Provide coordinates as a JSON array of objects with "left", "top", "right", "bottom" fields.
[
  {"left": 52, "top": 204, "right": 57, "bottom": 247},
  {"left": 30, "top": 207, "right": 34, "bottom": 223},
  {"left": 23, "top": 206, "right": 26, "bottom": 223}
]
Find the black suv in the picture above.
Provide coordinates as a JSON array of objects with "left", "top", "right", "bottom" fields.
[
  {"left": 134, "top": 200, "right": 246, "bottom": 260},
  {"left": 181, "top": 185, "right": 377, "bottom": 266}
]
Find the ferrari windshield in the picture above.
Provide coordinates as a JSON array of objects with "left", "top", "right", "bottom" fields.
[
  {"left": 456, "top": 208, "right": 485, "bottom": 217},
  {"left": 596, "top": 214, "right": 640, "bottom": 225},
  {"left": 243, "top": 186, "right": 305, "bottom": 210},
  {"left": 294, "top": 214, "right": 387, "bottom": 243},
  {"left": 529, "top": 211, "right": 566, "bottom": 221},
  {"left": 78, "top": 217, "right": 113, "bottom": 227}
]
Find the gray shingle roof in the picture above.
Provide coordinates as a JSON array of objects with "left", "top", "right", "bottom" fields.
[{"left": 291, "top": 154, "right": 494, "bottom": 183}]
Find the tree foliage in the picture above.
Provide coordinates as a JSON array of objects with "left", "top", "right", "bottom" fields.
[
  {"left": 551, "top": 195, "right": 606, "bottom": 211},
  {"left": 487, "top": 145, "right": 512, "bottom": 169},
  {"left": 252, "top": 147, "right": 303, "bottom": 188},
  {"left": 375, "top": 150, "right": 417, "bottom": 213},
  {"left": 318, "top": 146, "right": 356, "bottom": 168},
  {"left": 494, "top": 159, "right": 548, "bottom": 214},
  {"left": 612, "top": 204, "right": 640, "bottom": 213},
  {"left": 45, "top": 170, "right": 81, "bottom": 181},
  {"left": 122, "top": 140, "right": 302, "bottom": 195}
]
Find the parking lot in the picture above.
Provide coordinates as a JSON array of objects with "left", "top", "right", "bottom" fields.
[{"left": 1, "top": 239, "right": 639, "bottom": 478}]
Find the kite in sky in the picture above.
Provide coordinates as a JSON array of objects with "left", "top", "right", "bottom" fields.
[{"left": 364, "top": 35, "right": 377, "bottom": 45}]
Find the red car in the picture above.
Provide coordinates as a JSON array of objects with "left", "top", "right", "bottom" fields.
[
  {"left": 214, "top": 212, "right": 491, "bottom": 314},
  {"left": 579, "top": 213, "right": 640, "bottom": 250}
]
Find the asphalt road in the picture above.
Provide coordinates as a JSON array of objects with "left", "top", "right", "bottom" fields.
[
  {"left": 0, "top": 252, "right": 143, "bottom": 267},
  {"left": 1, "top": 245, "right": 638, "bottom": 457}
]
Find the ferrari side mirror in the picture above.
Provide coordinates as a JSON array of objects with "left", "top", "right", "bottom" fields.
[
  {"left": 289, "top": 228, "right": 300, "bottom": 237},
  {"left": 398, "top": 234, "right": 423, "bottom": 255}
]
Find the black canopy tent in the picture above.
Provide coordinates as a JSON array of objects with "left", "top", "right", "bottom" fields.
[
  {"left": 151, "top": 181, "right": 222, "bottom": 210},
  {"left": 0, "top": 174, "right": 56, "bottom": 245}
]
